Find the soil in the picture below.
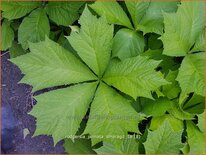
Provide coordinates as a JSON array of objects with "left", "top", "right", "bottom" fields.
[{"left": 1, "top": 52, "right": 65, "bottom": 154}]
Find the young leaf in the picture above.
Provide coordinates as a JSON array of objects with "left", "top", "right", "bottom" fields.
[
  {"left": 1, "top": 1, "right": 41, "bottom": 20},
  {"left": 1, "top": 20, "right": 14, "bottom": 51},
  {"left": 10, "top": 37, "right": 96, "bottom": 92},
  {"left": 46, "top": 2, "right": 84, "bottom": 26},
  {"left": 160, "top": 1, "right": 204, "bottom": 56},
  {"left": 186, "top": 121, "right": 205, "bottom": 154},
  {"left": 176, "top": 53, "right": 205, "bottom": 98},
  {"left": 90, "top": 1, "right": 133, "bottom": 29},
  {"left": 95, "top": 138, "right": 139, "bottom": 154},
  {"left": 112, "top": 28, "right": 145, "bottom": 60},
  {"left": 125, "top": 1, "right": 178, "bottom": 34},
  {"left": 18, "top": 8, "right": 50, "bottom": 49},
  {"left": 67, "top": 6, "right": 113, "bottom": 77},
  {"left": 103, "top": 56, "right": 169, "bottom": 99},
  {"left": 83, "top": 83, "right": 143, "bottom": 147},
  {"left": 29, "top": 82, "right": 97, "bottom": 145},
  {"left": 144, "top": 120, "right": 183, "bottom": 154}
]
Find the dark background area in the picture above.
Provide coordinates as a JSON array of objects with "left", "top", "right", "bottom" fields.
[{"left": 1, "top": 52, "right": 65, "bottom": 154}]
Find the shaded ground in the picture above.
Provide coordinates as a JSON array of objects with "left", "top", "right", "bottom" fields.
[{"left": 1, "top": 52, "right": 65, "bottom": 154}]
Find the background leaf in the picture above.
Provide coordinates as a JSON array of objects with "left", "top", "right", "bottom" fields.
[
  {"left": 90, "top": 1, "right": 133, "bottom": 29},
  {"left": 1, "top": 19, "right": 14, "bottom": 51},
  {"left": 46, "top": 2, "right": 84, "bottom": 26},
  {"left": 112, "top": 28, "right": 145, "bottom": 60},
  {"left": 2, "top": 1, "right": 41, "bottom": 20},
  {"left": 160, "top": 1, "right": 205, "bottom": 56},
  {"left": 18, "top": 8, "right": 50, "bottom": 49}
]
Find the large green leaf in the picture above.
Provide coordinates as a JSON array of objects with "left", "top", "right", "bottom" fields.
[
  {"left": 94, "top": 138, "right": 139, "bottom": 154},
  {"left": 64, "top": 138, "right": 96, "bottom": 154},
  {"left": 103, "top": 56, "right": 169, "bottom": 99},
  {"left": 90, "top": 1, "right": 133, "bottom": 29},
  {"left": 186, "top": 121, "right": 205, "bottom": 154},
  {"left": 83, "top": 83, "right": 143, "bottom": 147},
  {"left": 1, "top": 1, "right": 41, "bottom": 20},
  {"left": 29, "top": 82, "right": 97, "bottom": 145},
  {"left": 46, "top": 2, "right": 84, "bottom": 26},
  {"left": 125, "top": 1, "right": 178, "bottom": 34},
  {"left": 10, "top": 37, "right": 96, "bottom": 92},
  {"left": 18, "top": 8, "right": 50, "bottom": 49},
  {"left": 160, "top": 2, "right": 205, "bottom": 56},
  {"left": 1, "top": 20, "right": 14, "bottom": 51},
  {"left": 176, "top": 53, "right": 205, "bottom": 99},
  {"left": 144, "top": 120, "right": 183, "bottom": 154},
  {"left": 67, "top": 6, "right": 113, "bottom": 77},
  {"left": 112, "top": 28, "right": 145, "bottom": 60}
]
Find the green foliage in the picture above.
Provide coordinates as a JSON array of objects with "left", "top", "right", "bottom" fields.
[{"left": 5, "top": 1, "right": 205, "bottom": 154}]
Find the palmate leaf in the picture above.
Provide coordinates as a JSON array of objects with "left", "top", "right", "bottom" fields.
[
  {"left": 10, "top": 37, "right": 96, "bottom": 92},
  {"left": 103, "top": 56, "right": 169, "bottom": 99},
  {"left": 125, "top": 1, "right": 178, "bottom": 34},
  {"left": 29, "top": 82, "right": 97, "bottom": 145},
  {"left": 144, "top": 120, "right": 183, "bottom": 154},
  {"left": 1, "top": 19, "right": 14, "bottom": 51},
  {"left": 112, "top": 28, "right": 145, "bottom": 60},
  {"left": 83, "top": 83, "right": 144, "bottom": 147},
  {"left": 46, "top": 2, "right": 84, "bottom": 26},
  {"left": 67, "top": 6, "right": 113, "bottom": 77},
  {"left": 94, "top": 138, "right": 139, "bottom": 154},
  {"left": 176, "top": 53, "right": 205, "bottom": 99},
  {"left": 191, "top": 30, "right": 205, "bottom": 52},
  {"left": 18, "top": 8, "right": 50, "bottom": 49},
  {"left": 1, "top": 1, "right": 41, "bottom": 20},
  {"left": 90, "top": 1, "right": 133, "bottom": 29},
  {"left": 197, "top": 111, "right": 205, "bottom": 133},
  {"left": 160, "top": 1, "right": 205, "bottom": 56}
]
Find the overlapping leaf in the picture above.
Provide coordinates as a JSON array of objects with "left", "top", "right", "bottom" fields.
[
  {"left": 125, "top": 1, "right": 178, "bottom": 34},
  {"left": 1, "top": 1, "right": 41, "bottom": 20},
  {"left": 176, "top": 53, "right": 205, "bottom": 99},
  {"left": 112, "top": 28, "right": 145, "bottom": 60},
  {"left": 144, "top": 120, "right": 183, "bottom": 154},
  {"left": 83, "top": 83, "right": 143, "bottom": 147},
  {"left": 161, "top": 1, "right": 205, "bottom": 56},
  {"left": 29, "top": 82, "right": 97, "bottom": 144},
  {"left": 11, "top": 37, "right": 96, "bottom": 92},
  {"left": 18, "top": 8, "right": 50, "bottom": 49},
  {"left": 67, "top": 6, "right": 113, "bottom": 77},
  {"left": 46, "top": 2, "right": 84, "bottom": 26},
  {"left": 90, "top": 1, "right": 133, "bottom": 29},
  {"left": 103, "top": 56, "right": 169, "bottom": 99},
  {"left": 1, "top": 20, "right": 14, "bottom": 51}
]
